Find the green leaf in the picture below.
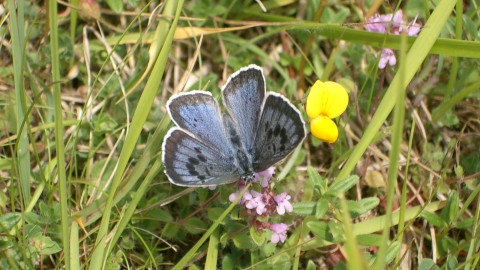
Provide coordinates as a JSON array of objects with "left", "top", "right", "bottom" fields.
[
  {"left": 250, "top": 227, "right": 265, "bottom": 246},
  {"left": 25, "top": 224, "right": 43, "bottom": 238},
  {"left": 92, "top": 114, "right": 118, "bottom": 134},
  {"left": 370, "top": 241, "right": 400, "bottom": 266},
  {"left": 328, "top": 221, "right": 344, "bottom": 243},
  {"left": 420, "top": 210, "right": 446, "bottom": 227},
  {"left": 197, "top": 187, "right": 209, "bottom": 203},
  {"left": 208, "top": 208, "right": 226, "bottom": 224},
  {"left": 336, "top": 197, "right": 379, "bottom": 218},
  {"left": 149, "top": 207, "right": 173, "bottom": 222},
  {"left": 231, "top": 231, "right": 256, "bottom": 249},
  {"left": 220, "top": 233, "right": 228, "bottom": 247},
  {"left": 326, "top": 175, "right": 359, "bottom": 196},
  {"left": 462, "top": 15, "right": 479, "bottom": 41},
  {"left": 439, "top": 190, "right": 459, "bottom": 224},
  {"left": 455, "top": 218, "right": 474, "bottom": 229},
  {"left": 315, "top": 198, "right": 329, "bottom": 219},
  {"left": 333, "top": 261, "right": 347, "bottom": 270},
  {"left": 268, "top": 253, "right": 291, "bottom": 270},
  {"left": 119, "top": 237, "right": 135, "bottom": 250},
  {"left": 384, "top": 242, "right": 401, "bottom": 265},
  {"left": 308, "top": 166, "right": 326, "bottom": 195},
  {"left": 105, "top": 0, "right": 123, "bottom": 13},
  {"left": 291, "top": 201, "right": 316, "bottom": 216},
  {"left": 23, "top": 212, "right": 44, "bottom": 225},
  {"left": 439, "top": 236, "right": 458, "bottom": 255},
  {"left": 445, "top": 253, "right": 459, "bottom": 270},
  {"left": 460, "top": 152, "right": 480, "bottom": 175},
  {"left": 454, "top": 165, "right": 464, "bottom": 178},
  {"left": 161, "top": 223, "right": 178, "bottom": 238},
  {"left": 306, "top": 260, "right": 316, "bottom": 270},
  {"left": 260, "top": 242, "right": 276, "bottom": 258},
  {"left": 126, "top": 0, "right": 140, "bottom": 8},
  {"left": 222, "top": 254, "right": 234, "bottom": 270},
  {"left": 32, "top": 235, "right": 62, "bottom": 255},
  {"left": 0, "top": 212, "right": 21, "bottom": 232},
  {"left": 419, "top": 258, "right": 440, "bottom": 270},
  {"left": 183, "top": 218, "right": 207, "bottom": 235},
  {"left": 306, "top": 221, "right": 335, "bottom": 242},
  {"left": 356, "top": 234, "right": 382, "bottom": 247}
]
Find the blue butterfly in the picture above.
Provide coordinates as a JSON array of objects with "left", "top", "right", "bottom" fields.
[{"left": 162, "top": 65, "right": 306, "bottom": 186}]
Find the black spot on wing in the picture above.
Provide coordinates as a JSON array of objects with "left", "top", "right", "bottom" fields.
[{"left": 253, "top": 93, "right": 306, "bottom": 172}]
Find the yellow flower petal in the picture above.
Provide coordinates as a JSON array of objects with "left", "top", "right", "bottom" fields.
[
  {"left": 310, "top": 115, "right": 339, "bottom": 143},
  {"left": 306, "top": 80, "right": 349, "bottom": 119}
]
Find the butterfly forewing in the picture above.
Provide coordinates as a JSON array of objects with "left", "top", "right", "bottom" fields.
[
  {"left": 253, "top": 93, "right": 306, "bottom": 172},
  {"left": 167, "top": 91, "right": 233, "bottom": 154},
  {"left": 222, "top": 65, "right": 265, "bottom": 151},
  {"left": 162, "top": 128, "right": 240, "bottom": 186}
]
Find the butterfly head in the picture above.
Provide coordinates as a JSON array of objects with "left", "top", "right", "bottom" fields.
[{"left": 242, "top": 172, "right": 255, "bottom": 183}]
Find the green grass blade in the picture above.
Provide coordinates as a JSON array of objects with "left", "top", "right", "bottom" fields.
[
  {"left": 48, "top": 0, "right": 70, "bottom": 268},
  {"left": 374, "top": 31, "right": 408, "bottom": 270},
  {"left": 88, "top": 1, "right": 184, "bottom": 268},
  {"left": 205, "top": 228, "right": 220, "bottom": 269},
  {"left": 7, "top": 0, "right": 30, "bottom": 208},
  {"left": 283, "top": 24, "right": 480, "bottom": 59}
]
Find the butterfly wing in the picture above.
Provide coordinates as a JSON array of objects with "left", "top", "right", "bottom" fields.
[
  {"left": 222, "top": 65, "right": 266, "bottom": 152},
  {"left": 162, "top": 128, "right": 240, "bottom": 186},
  {"left": 167, "top": 91, "right": 233, "bottom": 154},
  {"left": 164, "top": 91, "right": 240, "bottom": 186},
  {"left": 252, "top": 93, "right": 306, "bottom": 172}
]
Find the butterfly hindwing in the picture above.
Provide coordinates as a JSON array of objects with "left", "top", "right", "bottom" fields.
[
  {"left": 253, "top": 93, "right": 306, "bottom": 172},
  {"left": 162, "top": 128, "right": 240, "bottom": 186},
  {"left": 222, "top": 65, "right": 265, "bottom": 151}
]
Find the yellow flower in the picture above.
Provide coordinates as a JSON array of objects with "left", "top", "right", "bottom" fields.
[{"left": 306, "top": 81, "right": 348, "bottom": 143}]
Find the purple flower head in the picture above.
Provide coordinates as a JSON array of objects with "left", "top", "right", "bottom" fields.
[
  {"left": 247, "top": 190, "right": 264, "bottom": 212},
  {"left": 392, "top": 9, "right": 403, "bottom": 30},
  {"left": 251, "top": 190, "right": 267, "bottom": 215},
  {"left": 365, "top": 10, "right": 403, "bottom": 34},
  {"left": 254, "top": 166, "right": 276, "bottom": 187},
  {"left": 378, "top": 48, "right": 396, "bottom": 69},
  {"left": 274, "top": 193, "right": 293, "bottom": 215},
  {"left": 406, "top": 15, "right": 421, "bottom": 36},
  {"left": 270, "top": 223, "right": 289, "bottom": 243},
  {"left": 365, "top": 9, "right": 422, "bottom": 68},
  {"left": 365, "top": 14, "right": 386, "bottom": 33}
]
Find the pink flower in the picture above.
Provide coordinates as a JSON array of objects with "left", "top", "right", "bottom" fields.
[
  {"left": 378, "top": 49, "right": 396, "bottom": 69},
  {"left": 406, "top": 16, "right": 421, "bottom": 36},
  {"left": 228, "top": 185, "right": 247, "bottom": 204},
  {"left": 270, "top": 223, "right": 288, "bottom": 243},
  {"left": 365, "top": 9, "right": 422, "bottom": 69},
  {"left": 254, "top": 166, "right": 276, "bottom": 187},
  {"left": 392, "top": 9, "right": 404, "bottom": 31},
  {"left": 250, "top": 191, "right": 267, "bottom": 215},
  {"left": 364, "top": 10, "right": 403, "bottom": 34},
  {"left": 274, "top": 193, "right": 293, "bottom": 215},
  {"left": 246, "top": 190, "right": 262, "bottom": 210},
  {"left": 365, "top": 14, "right": 386, "bottom": 33}
]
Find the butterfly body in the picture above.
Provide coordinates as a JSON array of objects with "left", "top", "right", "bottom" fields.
[{"left": 162, "top": 65, "right": 306, "bottom": 187}]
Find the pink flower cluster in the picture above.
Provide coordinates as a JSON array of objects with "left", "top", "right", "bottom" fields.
[
  {"left": 364, "top": 9, "right": 421, "bottom": 69},
  {"left": 228, "top": 167, "right": 293, "bottom": 244}
]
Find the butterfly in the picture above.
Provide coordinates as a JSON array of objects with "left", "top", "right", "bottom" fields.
[{"left": 162, "top": 65, "right": 306, "bottom": 187}]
